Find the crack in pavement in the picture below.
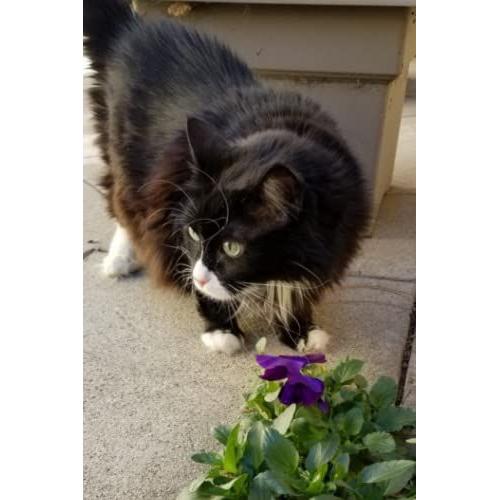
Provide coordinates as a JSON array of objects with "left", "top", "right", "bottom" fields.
[
  {"left": 83, "top": 179, "right": 106, "bottom": 197},
  {"left": 346, "top": 273, "right": 416, "bottom": 284},
  {"left": 83, "top": 248, "right": 96, "bottom": 260},
  {"left": 84, "top": 244, "right": 106, "bottom": 261},
  {"left": 396, "top": 298, "right": 416, "bottom": 405}
]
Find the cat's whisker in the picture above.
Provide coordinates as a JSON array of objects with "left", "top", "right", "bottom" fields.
[
  {"left": 238, "top": 280, "right": 325, "bottom": 293},
  {"left": 290, "top": 262, "right": 332, "bottom": 289},
  {"left": 231, "top": 289, "right": 274, "bottom": 333},
  {"left": 236, "top": 282, "right": 305, "bottom": 345}
]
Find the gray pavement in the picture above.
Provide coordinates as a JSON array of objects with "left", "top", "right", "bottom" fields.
[{"left": 83, "top": 75, "right": 416, "bottom": 498}]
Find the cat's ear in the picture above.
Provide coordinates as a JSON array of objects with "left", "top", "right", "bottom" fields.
[
  {"left": 256, "top": 165, "right": 303, "bottom": 227},
  {"left": 186, "top": 116, "right": 230, "bottom": 170}
]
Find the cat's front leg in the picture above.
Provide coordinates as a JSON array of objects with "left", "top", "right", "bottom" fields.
[
  {"left": 277, "top": 304, "right": 330, "bottom": 353},
  {"left": 196, "top": 292, "right": 243, "bottom": 355},
  {"left": 102, "top": 224, "right": 142, "bottom": 277}
]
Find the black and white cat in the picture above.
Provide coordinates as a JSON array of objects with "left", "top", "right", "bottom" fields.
[{"left": 84, "top": 0, "right": 370, "bottom": 354}]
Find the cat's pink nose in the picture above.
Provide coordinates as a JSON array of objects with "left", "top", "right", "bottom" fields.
[
  {"left": 195, "top": 277, "right": 208, "bottom": 287},
  {"left": 193, "top": 260, "right": 211, "bottom": 287}
]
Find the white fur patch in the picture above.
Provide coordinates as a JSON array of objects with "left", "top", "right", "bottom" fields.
[
  {"left": 297, "top": 328, "right": 330, "bottom": 352},
  {"left": 263, "top": 281, "right": 306, "bottom": 324},
  {"left": 200, "top": 330, "right": 242, "bottom": 354},
  {"left": 102, "top": 224, "right": 141, "bottom": 277},
  {"left": 306, "top": 328, "right": 330, "bottom": 351},
  {"left": 192, "top": 259, "right": 232, "bottom": 302},
  {"left": 296, "top": 339, "right": 306, "bottom": 352}
]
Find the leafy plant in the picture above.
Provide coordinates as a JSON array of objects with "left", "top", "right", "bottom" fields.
[{"left": 178, "top": 356, "right": 416, "bottom": 499}]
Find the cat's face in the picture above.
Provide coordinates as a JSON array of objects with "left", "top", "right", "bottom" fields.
[{"left": 180, "top": 118, "right": 308, "bottom": 302}]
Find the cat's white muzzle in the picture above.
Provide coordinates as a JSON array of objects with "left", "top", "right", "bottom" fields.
[{"left": 192, "top": 259, "right": 233, "bottom": 302}]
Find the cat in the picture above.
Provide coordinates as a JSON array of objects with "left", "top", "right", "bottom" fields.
[{"left": 84, "top": 0, "right": 370, "bottom": 354}]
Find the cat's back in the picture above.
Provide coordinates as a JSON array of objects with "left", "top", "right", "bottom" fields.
[{"left": 110, "top": 18, "right": 256, "bottom": 100}]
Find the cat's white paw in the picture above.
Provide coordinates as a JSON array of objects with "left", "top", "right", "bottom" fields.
[
  {"left": 297, "top": 328, "right": 330, "bottom": 353},
  {"left": 201, "top": 330, "right": 242, "bottom": 355},
  {"left": 101, "top": 254, "right": 140, "bottom": 278},
  {"left": 102, "top": 224, "right": 140, "bottom": 278}
]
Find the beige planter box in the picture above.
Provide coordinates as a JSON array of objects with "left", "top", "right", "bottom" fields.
[{"left": 135, "top": 0, "right": 416, "bottom": 226}]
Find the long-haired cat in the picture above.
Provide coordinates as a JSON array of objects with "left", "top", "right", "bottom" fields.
[{"left": 84, "top": 0, "right": 370, "bottom": 354}]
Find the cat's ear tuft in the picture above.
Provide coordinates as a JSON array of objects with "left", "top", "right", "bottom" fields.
[
  {"left": 257, "top": 165, "right": 303, "bottom": 227},
  {"left": 186, "top": 116, "right": 230, "bottom": 170}
]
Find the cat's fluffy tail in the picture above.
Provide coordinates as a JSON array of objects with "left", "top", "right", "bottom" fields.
[{"left": 83, "top": 0, "right": 136, "bottom": 75}]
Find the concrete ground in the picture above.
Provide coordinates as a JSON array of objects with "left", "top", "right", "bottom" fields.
[{"left": 83, "top": 75, "right": 416, "bottom": 499}]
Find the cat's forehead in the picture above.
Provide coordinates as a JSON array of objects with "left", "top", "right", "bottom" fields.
[
  {"left": 193, "top": 189, "right": 227, "bottom": 218},
  {"left": 188, "top": 184, "right": 251, "bottom": 238}
]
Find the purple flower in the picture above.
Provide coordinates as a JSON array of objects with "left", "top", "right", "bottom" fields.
[
  {"left": 279, "top": 374, "right": 325, "bottom": 405},
  {"left": 256, "top": 354, "right": 329, "bottom": 413},
  {"left": 256, "top": 353, "right": 326, "bottom": 379}
]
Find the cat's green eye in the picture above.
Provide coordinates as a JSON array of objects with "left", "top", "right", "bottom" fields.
[
  {"left": 188, "top": 226, "right": 200, "bottom": 242},
  {"left": 223, "top": 241, "right": 244, "bottom": 258}
]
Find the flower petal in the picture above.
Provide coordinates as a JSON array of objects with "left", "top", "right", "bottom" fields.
[
  {"left": 255, "top": 354, "right": 280, "bottom": 369},
  {"left": 279, "top": 355, "right": 310, "bottom": 364},
  {"left": 260, "top": 365, "right": 288, "bottom": 381},
  {"left": 289, "top": 374, "right": 324, "bottom": 394},
  {"left": 255, "top": 354, "right": 306, "bottom": 374},
  {"left": 278, "top": 380, "right": 304, "bottom": 405},
  {"left": 279, "top": 374, "right": 325, "bottom": 406},
  {"left": 305, "top": 353, "right": 327, "bottom": 364},
  {"left": 317, "top": 399, "right": 330, "bottom": 414}
]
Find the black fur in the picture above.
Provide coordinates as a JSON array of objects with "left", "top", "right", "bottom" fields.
[{"left": 84, "top": 0, "right": 370, "bottom": 350}]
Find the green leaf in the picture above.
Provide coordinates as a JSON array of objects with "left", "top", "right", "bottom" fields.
[
  {"left": 272, "top": 404, "right": 296, "bottom": 434},
  {"left": 336, "top": 480, "right": 363, "bottom": 499},
  {"left": 340, "top": 387, "right": 357, "bottom": 402},
  {"left": 213, "top": 425, "right": 231, "bottom": 446},
  {"left": 216, "top": 474, "right": 247, "bottom": 491},
  {"left": 295, "top": 405, "right": 328, "bottom": 426},
  {"left": 263, "top": 428, "right": 299, "bottom": 476},
  {"left": 306, "top": 463, "right": 329, "bottom": 494},
  {"left": 290, "top": 417, "right": 328, "bottom": 451},
  {"left": 310, "top": 496, "right": 342, "bottom": 500},
  {"left": 343, "top": 407, "right": 364, "bottom": 435},
  {"left": 249, "top": 474, "right": 275, "bottom": 500},
  {"left": 376, "top": 407, "right": 416, "bottom": 432},
  {"left": 186, "top": 475, "right": 208, "bottom": 494},
  {"left": 356, "top": 484, "right": 385, "bottom": 500},
  {"left": 305, "top": 435, "right": 339, "bottom": 472},
  {"left": 223, "top": 424, "right": 240, "bottom": 474},
  {"left": 250, "top": 471, "right": 294, "bottom": 496},
  {"left": 353, "top": 374, "right": 368, "bottom": 389},
  {"left": 306, "top": 479, "right": 325, "bottom": 496},
  {"left": 191, "top": 452, "right": 223, "bottom": 466},
  {"left": 363, "top": 432, "right": 396, "bottom": 455},
  {"left": 384, "top": 467, "right": 415, "bottom": 495},
  {"left": 332, "top": 359, "right": 364, "bottom": 384},
  {"left": 245, "top": 421, "right": 267, "bottom": 470},
  {"left": 333, "top": 453, "right": 349, "bottom": 480},
  {"left": 311, "top": 463, "right": 329, "bottom": 483},
  {"left": 342, "top": 440, "right": 364, "bottom": 455},
  {"left": 176, "top": 483, "right": 218, "bottom": 499},
  {"left": 264, "top": 388, "right": 281, "bottom": 403},
  {"left": 247, "top": 393, "right": 273, "bottom": 419},
  {"left": 329, "top": 392, "right": 344, "bottom": 407},
  {"left": 406, "top": 437, "right": 416, "bottom": 444},
  {"left": 360, "top": 460, "right": 416, "bottom": 484},
  {"left": 195, "top": 480, "right": 231, "bottom": 497},
  {"left": 369, "top": 377, "right": 397, "bottom": 408},
  {"left": 262, "top": 381, "right": 281, "bottom": 403}
]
